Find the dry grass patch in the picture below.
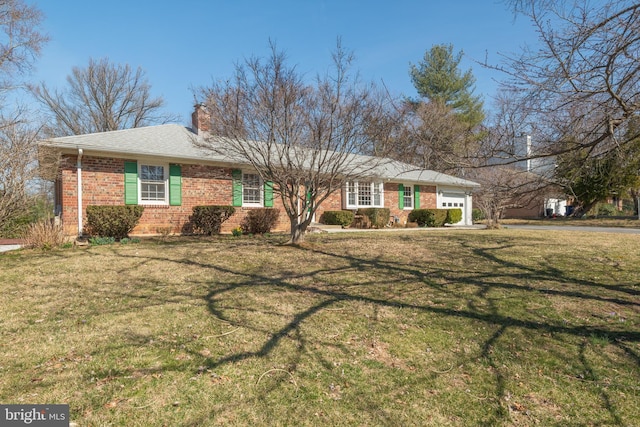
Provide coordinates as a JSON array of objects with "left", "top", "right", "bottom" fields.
[
  {"left": 1, "top": 230, "right": 638, "bottom": 426},
  {"left": 500, "top": 216, "right": 640, "bottom": 228}
]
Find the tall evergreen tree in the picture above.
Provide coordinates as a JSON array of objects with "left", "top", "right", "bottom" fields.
[{"left": 410, "top": 44, "right": 484, "bottom": 127}]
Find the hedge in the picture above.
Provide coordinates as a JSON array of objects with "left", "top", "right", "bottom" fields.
[
  {"left": 85, "top": 205, "right": 144, "bottom": 239},
  {"left": 446, "top": 208, "right": 463, "bottom": 224},
  {"left": 241, "top": 208, "right": 280, "bottom": 234},
  {"left": 357, "top": 208, "right": 391, "bottom": 229},
  {"left": 191, "top": 205, "right": 236, "bottom": 235},
  {"left": 408, "top": 209, "right": 452, "bottom": 227},
  {"left": 320, "top": 210, "right": 355, "bottom": 227}
]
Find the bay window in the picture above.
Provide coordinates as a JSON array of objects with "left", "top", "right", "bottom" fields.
[{"left": 345, "top": 181, "right": 384, "bottom": 209}]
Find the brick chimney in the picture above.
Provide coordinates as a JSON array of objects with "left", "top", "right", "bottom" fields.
[{"left": 191, "top": 104, "right": 211, "bottom": 135}]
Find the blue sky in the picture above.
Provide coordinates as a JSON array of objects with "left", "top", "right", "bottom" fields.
[{"left": 29, "top": 0, "right": 539, "bottom": 125}]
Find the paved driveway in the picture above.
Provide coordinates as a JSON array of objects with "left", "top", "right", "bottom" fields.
[{"left": 503, "top": 224, "right": 640, "bottom": 234}]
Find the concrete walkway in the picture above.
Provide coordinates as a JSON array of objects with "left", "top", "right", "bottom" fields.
[
  {"left": 310, "top": 224, "right": 485, "bottom": 233},
  {"left": 0, "top": 239, "right": 23, "bottom": 253},
  {"left": 0, "top": 244, "right": 22, "bottom": 253}
]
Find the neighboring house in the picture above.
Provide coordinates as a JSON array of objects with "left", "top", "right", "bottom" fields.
[
  {"left": 494, "top": 134, "right": 565, "bottom": 218},
  {"left": 40, "top": 106, "right": 480, "bottom": 236}
]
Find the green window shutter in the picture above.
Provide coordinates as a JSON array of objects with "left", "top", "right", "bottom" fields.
[
  {"left": 414, "top": 185, "right": 420, "bottom": 209},
  {"left": 398, "top": 184, "right": 404, "bottom": 210},
  {"left": 124, "top": 161, "right": 138, "bottom": 205},
  {"left": 264, "top": 180, "right": 274, "bottom": 207},
  {"left": 169, "top": 164, "right": 182, "bottom": 206},
  {"left": 232, "top": 169, "right": 242, "bottom": 207},
  {"left": 306, "top": 187, "right": 311, "bottom": 213}
]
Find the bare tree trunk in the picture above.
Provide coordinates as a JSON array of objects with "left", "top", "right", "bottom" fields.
[
  {"left": 570, "top": 200, "right": 597, "bottom": 218},
  {"left": 286, "top": 217, "right": 311, "bottom": 245},
  {"left": 197, "top": 41, "right": 396, "bottom": 243}
]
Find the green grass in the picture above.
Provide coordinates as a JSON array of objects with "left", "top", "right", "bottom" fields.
[{"left": 1, "top": 230, "right": 639, "bottom": 426}]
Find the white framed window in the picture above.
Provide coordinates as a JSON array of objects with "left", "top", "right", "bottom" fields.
[
  {"left": 403, "top": 184, "right": 413, "bottom": 209},
  {"left": 345, "top": 181, "right": 384, "bottom": 209},
  {"left": 242, "top": 172, "right": 263, "bottom": 206},
  {"left": 139, "top": 163, "right": 168, "bottom": 204}
]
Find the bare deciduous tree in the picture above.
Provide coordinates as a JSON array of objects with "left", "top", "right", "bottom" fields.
[
  {"left": 31, "top": 57, "right": 178, "bottom": 136},
  {"left": 197, "top": 42, "right": 395, "bottom": 244},
  {"left": 469, "top": 166, "right": 553, "bottom": 228},
  {"left": 410, "top": 101, "right": 470, "bottom": 172},
  {"left": 375, "top": 99, "right": 481, "bottom": 176},
  {"left": 0, "top": 117, "right": 39, "bottom": 231},
  {"left": 0, "top": 0, "right": 47, "bottom": 234},
  {"left": 478, "top": 1, "right": 640, "bottom": 217},
  {"left": 0, "top": 0, "right": 47, "bottom": 95},
  {"left": 499, "top": 0, "right": 640, "bottom": 162}
]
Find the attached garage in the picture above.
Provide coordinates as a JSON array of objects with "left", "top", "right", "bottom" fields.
[{"left": 437, "top": 189, "right": 472, "bottom": 225}]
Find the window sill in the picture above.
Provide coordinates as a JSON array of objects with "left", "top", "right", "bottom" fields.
[{"left": 139, "top": 203, "right": 171, "bottom": 208}]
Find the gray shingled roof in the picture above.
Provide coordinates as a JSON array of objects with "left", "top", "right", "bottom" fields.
[
  {"left": 41, "top": 124, "right": 479, "bottom": 188},
  {"left": 41, "top": 124, "right": 223, "bottom": 163}
]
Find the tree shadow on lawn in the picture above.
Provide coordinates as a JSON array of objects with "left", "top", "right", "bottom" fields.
[{"left": 108, "top": 237, "right": 640, "bottom": 425}]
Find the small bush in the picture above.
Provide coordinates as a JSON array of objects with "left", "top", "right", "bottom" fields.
[
  {"left": 85, "top": 205, "right": 144, "bottom": 240},
  {"left": 191, "top": 206, "right": 236, "bottom": 235},
  {"left": 241, "top": 208, "right": 280, "bottom": 234},
  {"left": 119, "top": 237, "right": 140, "bottom": 245},
  {"left": 408, "top": 209, "right": 434, "bottom": 227},
  {"left": 357, "top": 208, "right": 390, "bottom": 229},
  {"left": 408, "top": 209, "right": 448, "bottom": 227},
  {"left": 320, "top": 210, "right": 355, "bottom": 227},
  {"left": 23, "top": 219, "right": 66, "bottom": 250},
  {"left": 446, "top": 208, "right": 463, "bottom": 224},
  {"left": 89, "top": 236, "right": 116, "bottom": 246},
  {"left": 596, "top": 203, "right": 617, "bottom": 217},
  {"left": 1, "top": 196, "right": 53, "bottom": 238},
  {"left": 432, "top": 209, "right": 449, "bottom": 227},
  {"left": 472, "top": 208, "right": 485, "bottom": 222}
]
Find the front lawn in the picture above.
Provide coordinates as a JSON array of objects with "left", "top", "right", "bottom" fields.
[
  {"left": 1, "top": 230, "right": 638, "bottom": 426},
  {"left": 500, "top": 216, "right": 640, "bottom": 228}
]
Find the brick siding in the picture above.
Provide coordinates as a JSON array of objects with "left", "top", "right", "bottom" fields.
[
  {"left": 57, "top": 154, "right": 439, "bottom": 236},
  {"left": 314, "top": 183, "right": 438, "bottom": 226},
  {"left": 57, "top": 154, "right": 290, "bottom": 236}
]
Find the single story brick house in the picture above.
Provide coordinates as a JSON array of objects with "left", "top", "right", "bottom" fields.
[{"left": 40, "top": 108, "right": 480, "bottom": 236}]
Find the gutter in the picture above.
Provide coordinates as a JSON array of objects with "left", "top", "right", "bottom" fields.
[{"left": 77, "top": 148, "right": 83, "bottom": 236}]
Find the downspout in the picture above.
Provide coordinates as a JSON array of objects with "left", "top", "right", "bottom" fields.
[
  {"left": 465, "top": 190, "right": 473, "bottom": 226},
  {"left": 77, "top": 148, "right": 84, "bottom": 236}
]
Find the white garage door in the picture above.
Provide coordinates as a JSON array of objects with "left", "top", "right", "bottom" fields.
[{"left": 440, "top": 192, "right": 466, "bottom": 224}]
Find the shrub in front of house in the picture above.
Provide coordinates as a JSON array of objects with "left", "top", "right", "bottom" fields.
[
  {"left": 85, "top": 205, "right": 144, "bottom": 240},
  {"left": 408, "top": 209, "right": 449, "bottom": 227},
  {"left": 241, "top": 208, "right": 280, "bottom": 234},
  {"left": 408, "top": 209, "right": 433, "bottom": 227},
  {"left": 446, "top": 208, "right": 463, "bottom": 224},
  {"left": 191, "top": 205, "right": 236, "bottom": 235},
  {"left": 357, "top": 208, "right": 390, "bottom": 229},
  {"left": 320, "top": 210, "right": 355, "bottom": 227},
  {"left": 23, "top": 219, "right": 66, "bottom": 250},
  {"left": 472, "top": 208, "right": 485, "bottom": 222}
]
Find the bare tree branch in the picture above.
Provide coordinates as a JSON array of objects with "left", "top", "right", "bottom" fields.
[
  {"left": 196, "top": 41, "right": 397, "bottom": 244},
  {"left": 30, "top": 57, "right": 179, "bottom": 136},
  {"left": 0, "top": 116, "right": 40, "bottom": 231},
  {"left": 0, "top": 0, "right": 47, "bottom": 97}
]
